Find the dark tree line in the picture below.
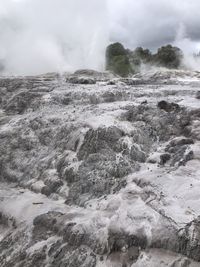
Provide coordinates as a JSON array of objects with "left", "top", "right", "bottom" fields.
[{"left": 106, "top": 42, "right": 183, "bottom": 77}]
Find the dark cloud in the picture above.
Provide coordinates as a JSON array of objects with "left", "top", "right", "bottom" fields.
[{"left": 108, "top": 0, "right": 200, "bottom": 51}]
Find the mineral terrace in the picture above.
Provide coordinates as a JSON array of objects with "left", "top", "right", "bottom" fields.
[{"left": 0, "top": 69, "right": 200, "bottom": 267}]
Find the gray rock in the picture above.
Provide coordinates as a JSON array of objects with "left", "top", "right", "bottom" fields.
[
  {"left": 77, "top": 126, "right": 125, "bottom": 160},
  {"left": 178, "top": 217, "right": 200, "bottom": 261},
  {"left": 67, "top": 76, "right": 96, "bottom": 85},
  {"left": 160, "top": 153, "right": 171, "bottom": 165},
  {"left": 196, "top": 91, "right": 200, "bottom": 99},
  {"left": 157, "top": 100, "right": 180, "bottom": 112},
  {"left": 165, "top": 138, "right": 194, "bottom": 166},
  {"left": 123, "top": 104, "right": 191, "bottom": 141}
]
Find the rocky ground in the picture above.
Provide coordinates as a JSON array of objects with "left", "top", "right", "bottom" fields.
[{"left": 0, "top": 68, "right": 200, "bottom": 267}]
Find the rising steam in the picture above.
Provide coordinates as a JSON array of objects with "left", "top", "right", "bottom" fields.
[
  {"left": 0, "top": 0, "right": 109, "bottom": 75},
  {"left": 173, "top": 24, "right": 200, "bottom": 71}
]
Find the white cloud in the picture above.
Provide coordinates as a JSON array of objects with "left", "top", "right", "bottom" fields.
[
  {"left": 0, "top": 0, "right": 109, "bottom": 75},
  {"left": 108, "top": 0, "right": 200, "bottom": 50}
]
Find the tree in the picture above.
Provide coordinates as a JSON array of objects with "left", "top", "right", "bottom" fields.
[
  {"left": 105, "top": 43, "right": 183, "bottom": 76},
  {"left": 133, "top": 47, "right": 152, "bottom": 63},
  {"left": 154, "top": 45, "right": 183, "bottom": 68},
  {"left": 106, "top": 43, "right": 132, "bottom": 77},
  {"left": 129, "top": 47, "right": 153, "bottom": 73}
]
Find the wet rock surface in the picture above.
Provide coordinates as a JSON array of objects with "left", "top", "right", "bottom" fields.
[{"left": 0, "top": 69, "right": 200, "bottom": 266}]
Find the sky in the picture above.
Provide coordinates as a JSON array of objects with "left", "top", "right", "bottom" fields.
[
  {"left": 109, "top": 0, "right": 200, "bottom": 51},
  {"left": 0, "top": 0, "right": 200, "bottom": 75}
]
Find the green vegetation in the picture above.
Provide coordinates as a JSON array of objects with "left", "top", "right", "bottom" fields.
[
  {"left": 106, "top": 42, "right": 183, "bottom": 77},
  {"left": 106, "top": 43, "right": 132, "bottom": 77},
  {"left": 154, "top": 45, "right": 183, "bottom": 69},
  {"left": 131, "top": 47, "right": 152, "bottom": 63}
]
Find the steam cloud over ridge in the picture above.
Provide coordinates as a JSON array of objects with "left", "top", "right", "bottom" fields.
[
  {"left": 1, "top": 0, "right": 200, "bottom": 75},
  {"left": 0, "top": 0, "right": 109, "bottom": 75}
]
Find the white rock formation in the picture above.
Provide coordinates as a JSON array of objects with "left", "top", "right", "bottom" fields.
[{"left": 0, "top": 69, "right": 200, "bottom": 266}]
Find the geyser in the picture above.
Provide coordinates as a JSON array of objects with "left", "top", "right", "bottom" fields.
[{"left": 0, "top": 0, "right": 109, "bottom": 75}]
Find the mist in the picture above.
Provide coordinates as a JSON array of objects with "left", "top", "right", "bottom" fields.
[
  {"left": 0, "top": 0, "right": 109, "bottom": 75},
  {"left": 1, "top": 0, "right": 200, "bottom": 75}
]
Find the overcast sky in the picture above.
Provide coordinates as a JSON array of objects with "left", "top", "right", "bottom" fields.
[
  {"left": 108, "top": 0, "right": 200, "bottom": 53},
  {"left": 0, "top": 0, "right": 200, "bottom": 74}
]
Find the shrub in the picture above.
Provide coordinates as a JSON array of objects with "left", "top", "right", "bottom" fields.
[
  {"left": 129, "top": 47, "right": 152, "bottom": 73},
  {"left": 154, "top": 45, "right": 183, "bottom": 68},
  {"left": 108, "top": 55, "right": 132, "bottom": 77},
  {"left": 106, "top": 43, "right": 132, "bottom": 77},
  {"left": 133, "top": 47, "right": 152, "bottom": 63},
  {"left": 105, "top": 43, "right": 183, "bottom": 76}
]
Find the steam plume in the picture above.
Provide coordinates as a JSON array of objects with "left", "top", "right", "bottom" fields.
[{"left": 0, "top": 0, "right": 109, "bottom": 75}]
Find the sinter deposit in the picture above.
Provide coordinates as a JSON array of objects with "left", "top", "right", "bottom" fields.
[{"left": 0, "top": 69, "right": 200, "bottom": 267}]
